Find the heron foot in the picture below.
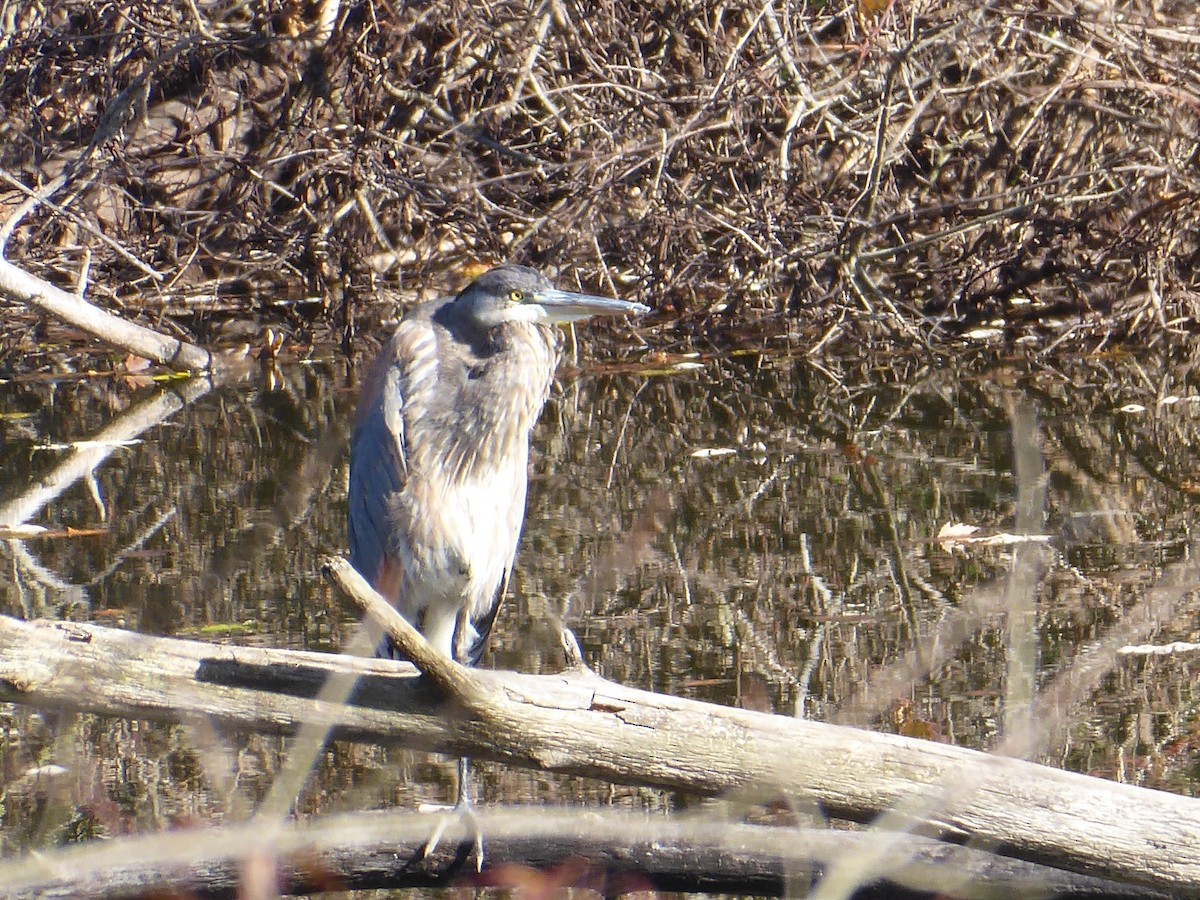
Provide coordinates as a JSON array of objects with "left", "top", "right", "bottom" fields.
[{"left": 419, "top": 800, "right": 484, "bottom": 872}]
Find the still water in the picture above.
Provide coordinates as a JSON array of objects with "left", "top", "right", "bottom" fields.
[{"left": 2, "top": 345, "right": 1199, "bottom": 848}]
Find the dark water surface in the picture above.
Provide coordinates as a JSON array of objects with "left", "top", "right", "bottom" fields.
[{"left": 2, "top": 346, "right": 1200, "bottom": 851}]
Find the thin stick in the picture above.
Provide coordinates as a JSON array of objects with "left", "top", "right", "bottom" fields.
[{"left": 321, "top": 555, "right": 489, "bottom": 706}]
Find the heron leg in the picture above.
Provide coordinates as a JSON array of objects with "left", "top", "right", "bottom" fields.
[
  {"left": 456, "top": 754, "right": 474, "bottom": 808},
  {"left": 421, "top": 756, "right": 484, "bottom": 871}
]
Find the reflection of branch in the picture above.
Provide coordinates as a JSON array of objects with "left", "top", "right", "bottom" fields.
[
  {"left": 834, "top": 583, "right": 1009, "bottom": 729},
  {"left": 0, "top": 377, "right": 212, "bottom": 528},
  {"left": 1, "top": 541, "right": 89, "bottom": 619},
  {"left": 4, "top": 615, "right": 1200, "bottom": 892},
  {"left": 0, "top": 807, "right": 1167, "bottom": 900},
  {"left": 796, "top": 532, "right": 838, "bottom": 713},
  {"left": 1033, "top": 546, "right": 1200, "bottom": 757},
  {"left": 84, "top": 505, "right": 177, "bottom": 586}
]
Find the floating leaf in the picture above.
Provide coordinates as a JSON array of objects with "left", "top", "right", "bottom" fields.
[
  {"left": 123, "top": 354, "right": 152, "bottom": 374},
  {"left": 937, "top": 522, "right": 979, "bottom": 541}
]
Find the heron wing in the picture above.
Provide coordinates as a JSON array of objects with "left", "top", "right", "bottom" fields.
[{"left": 347, "top": 314, "right": 440, "bottom": 595}]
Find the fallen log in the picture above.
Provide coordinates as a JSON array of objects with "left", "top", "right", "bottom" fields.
[
  {"left": 0, "top": 613, "right": 1198, "bottom": 894},
  {"left": 0, "top": 807, "right": 1171, "bottom": 900}
]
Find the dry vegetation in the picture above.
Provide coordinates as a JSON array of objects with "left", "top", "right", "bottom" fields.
[
  {"left": 0, "top": 0, "right": 1197, "bottom": 357},
  {"left": 5, "top": 2, "right": 1200, "bottom": 894}
]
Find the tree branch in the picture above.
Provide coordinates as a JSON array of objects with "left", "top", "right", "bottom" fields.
[
  {"left": 0, "top": 807, "right": 1170, "bottom": 900},
  {"left": 0, "top": 255, "right": 217, "bottom": 371},
  {"left": 0, "top": 169, "right": 224, "bottom": 374},
  {"left": 322, "top": 555, "right": 492, "bottom": 704},
  {"left": 1, "top": 615, "right": 1199, "bottom": 894}
]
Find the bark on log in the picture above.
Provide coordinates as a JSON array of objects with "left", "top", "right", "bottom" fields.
[
  {"left": 0, "top": 615, "right": 1198, "bottom": 895},
  {"left": 0, "top": 807, "right": 1171, "bottom": 900}
]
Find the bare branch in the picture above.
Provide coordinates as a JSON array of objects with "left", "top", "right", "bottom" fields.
[
  {"left": 0, "top": 807, "right": 1170, "bottom": 900},
  {"left": 2, "top": 616, "right": 1200, "bottom": 894},
  {"left": 322, "top": 555, "right": 494, "bottom": 705},
  {"left": 0, "top": 256, "right": 217, "bottom": 372}
]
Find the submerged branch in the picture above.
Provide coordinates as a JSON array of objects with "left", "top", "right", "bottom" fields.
[{"left": 0, "top": 807, "right": 1170, "bottom": 900}]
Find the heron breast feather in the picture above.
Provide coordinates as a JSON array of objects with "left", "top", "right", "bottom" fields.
[{"left": 389, "top": 457, "right": 527, "bottom": 615}]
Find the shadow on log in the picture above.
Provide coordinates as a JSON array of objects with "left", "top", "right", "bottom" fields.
[{"left": 0, "top": 614, "right": 1199, "bottom": 896}]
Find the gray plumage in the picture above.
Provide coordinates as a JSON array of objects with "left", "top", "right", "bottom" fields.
[{"left": 348, "top": 264, "right": 648, "bottom": 665}]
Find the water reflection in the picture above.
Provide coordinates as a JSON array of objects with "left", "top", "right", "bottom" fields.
[{"left": 3, "top": 349, "right": 1200, "bottom": 849}]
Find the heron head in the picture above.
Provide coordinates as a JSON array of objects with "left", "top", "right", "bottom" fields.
[{"left": 454, "top": 264, "right": 650, "bottom": 330}]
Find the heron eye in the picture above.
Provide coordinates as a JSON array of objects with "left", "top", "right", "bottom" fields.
[{"left": 508, "top": 289, "right": 525, "bottom": 303}]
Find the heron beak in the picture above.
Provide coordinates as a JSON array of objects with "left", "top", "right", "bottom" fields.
[{"left": 533, "top": 288, "right": 651, "bottom": 325}]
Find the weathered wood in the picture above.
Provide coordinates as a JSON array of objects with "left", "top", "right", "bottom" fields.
[
  {"left": 0, "top": 256, "right": 217, "bottom": 372},
  {"left": 323, "top": 551, "right": 487, "bottom": 703},
  {"left": 0, "top": 615, "right": 1199, "bottom": 895},
  {"left": 0, "top": 807, "right": 1170, "bottom": 900}
]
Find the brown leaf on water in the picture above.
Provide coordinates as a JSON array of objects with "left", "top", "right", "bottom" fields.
[
  {"left": 123, "top": 353, "right": 152, "bottom": 373},
  {"left": 889, "top": 698, "right": 946, "bottom": 743},
  {"left": 120, "top": 353, "right": 156, "bottom": 388}
]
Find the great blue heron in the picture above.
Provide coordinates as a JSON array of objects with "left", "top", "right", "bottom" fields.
[{"left": 346, "top": 264, "right": 648, "bottom": 837}]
